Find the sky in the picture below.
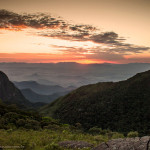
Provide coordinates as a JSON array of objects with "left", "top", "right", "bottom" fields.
[{"left": 0, "top": 0, "right": 150, "bottom": 64}]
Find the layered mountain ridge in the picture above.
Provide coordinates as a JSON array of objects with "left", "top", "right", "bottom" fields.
[{"left": 0, "top": 71, "right": 45, "bottom": 108}]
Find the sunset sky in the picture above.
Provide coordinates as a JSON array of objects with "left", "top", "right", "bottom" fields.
[{"left": 0, "top": 0, "right": 150, "bottom": 64}]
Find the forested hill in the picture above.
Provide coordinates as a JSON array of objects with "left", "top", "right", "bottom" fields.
[{"left": 41, "top": 70, "right": 150, "bottom": 135}]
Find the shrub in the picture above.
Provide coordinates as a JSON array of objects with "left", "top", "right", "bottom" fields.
[
  {"left": 16, "top": 119, "right": 26, "bottom": 127},
  {"left": 75, "top": 123, "right": 82, "bottom": 129},
  {"left": 0, "top": 118, "right": 7, "bottom": 129},
  {"left": 4, "top": 112, "right": 19, "bottom": 124},
  {"left": 6, "top": 123, "right": 16, "bottom": 130},
  {"left": 44, "top": 143, "right": 63, "bottom": 150},
  {"left": 127, "top": 131, "right": 139, "bottom": 138},
  {"left": 24, "top": 119, "right": 41, "bottom": 130},
  {"left": 89, "top": 127, "right": 102, "bottom": 135},
  {"left": 111, "top": 132, "right": 124, "bottom": 139},
  {"left": 45, "top": 124, "right": 60, "bottom": 130}
]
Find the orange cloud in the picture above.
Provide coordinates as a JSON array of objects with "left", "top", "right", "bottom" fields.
[{"left": 0, "top": 25, "right": 28, "bottom": 31}]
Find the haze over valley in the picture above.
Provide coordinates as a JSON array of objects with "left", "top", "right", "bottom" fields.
[{"left": 1, "top": 62, "right": 150, "bottom": 88}]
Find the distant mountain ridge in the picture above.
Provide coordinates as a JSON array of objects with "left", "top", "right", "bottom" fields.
[
  {"left": 13, "top": 81, "right": 66, "bottom": 95},
  {"left": 13, "top": 81, "right": 76, "bottom": 103},
  {"left": 41, "top": 70, "right": 150, "bottom": 135},
  {"left": 21, "top": 88, "right": 69, "bottom": 103}
]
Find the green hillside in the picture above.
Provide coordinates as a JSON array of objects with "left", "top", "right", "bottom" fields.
[{"left": 41, "top": 70, "right": 150, "bottom": 135}]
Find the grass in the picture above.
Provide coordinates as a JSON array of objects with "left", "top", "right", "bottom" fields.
[{"left": 0, "top": 126, "right": 124, "bottom": 150}]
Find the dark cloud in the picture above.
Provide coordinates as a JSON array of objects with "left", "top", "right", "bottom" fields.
[
  {"left": 111, "top": 46, "right": 150, "bottom": 54},
  {"left": 86, "top": 52, "right": 125, "bottom": 61},
  {"left": 0, "top": 9, "right": 96, "bottom": 32},
  {"left": 63, "top": 48, "right": 89, "bottom": 54},
  {"left": 0, "top": 9, "right": 64, "bottom": 29},
  {"left": 69, "top": 24, "right": 96, "bottom": 33},
  {"left": 49, "top": 44, "right": 150, "bottom": 64},
  {"left": 44, "top": 33, "right": 89, "bottom": 41},
  {"left": 0, "top": 9, "right": 24, "bottom": 29},
  {"left": 40, "top": 29, "right": 149, "bottom": 55},
  {"left": 90, "top": 32, "right": 119, "bottom": 44},
  {"left": 124, "top": 57, "right": 150, "bottom": 63}
]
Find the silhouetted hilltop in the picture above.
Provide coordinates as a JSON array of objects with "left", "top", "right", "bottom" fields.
[{"left": 0, "top": 71, "right": 32, "bottom": 108}]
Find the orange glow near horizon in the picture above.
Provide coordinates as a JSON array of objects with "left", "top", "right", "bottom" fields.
[
  {"left": 77, "top": 59, "right": 116, "bottom": 64},
  {"left": 0, "top": 53, "right": 117, "bottom": 64},
  {"left": 124, "top": 53, "right": 150, "bottom": 59}
]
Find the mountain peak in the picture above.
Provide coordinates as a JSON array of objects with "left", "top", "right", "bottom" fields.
[
  {"left": 0, "top": 70, "right": 32, "bottom": 108},
  {"left": 0, "top": 71, "right": 9, "bottom": 79}
]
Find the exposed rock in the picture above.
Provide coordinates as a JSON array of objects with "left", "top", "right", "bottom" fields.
[
  {"left": 58, "top": 141, "right": 93, "bottom": 149},
  {"left": 92, "top": 136, "right": 150, "bottom": 150}
]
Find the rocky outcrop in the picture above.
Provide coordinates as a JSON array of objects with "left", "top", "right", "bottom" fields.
[
  {"left": 92, "top": 136, "right": 150, "bottom": 150},
  {"left": 58, "top": 137, "right": 150, "bottom": 150},
  {"left": 58, "top": 141, "right": 94, "bottom": 149}
]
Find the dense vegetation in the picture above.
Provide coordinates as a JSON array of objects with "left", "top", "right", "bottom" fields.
[
  {"left": 0, "top": 100, "right": 63, "bottom": 131},
  {"left": 0, "top": 100, "right": 128, "bottom": 150},
  {"left": 41, "top": 70, "right": 150, "bottom": 136}
]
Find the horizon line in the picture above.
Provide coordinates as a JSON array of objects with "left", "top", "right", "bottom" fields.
[{"left": 0, "top": 62, "right": 150, "bottom": 65}]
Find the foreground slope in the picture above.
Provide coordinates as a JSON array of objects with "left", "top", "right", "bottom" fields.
[{"left": 41, "top": 70, "right": 150, "bottom": 135}]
